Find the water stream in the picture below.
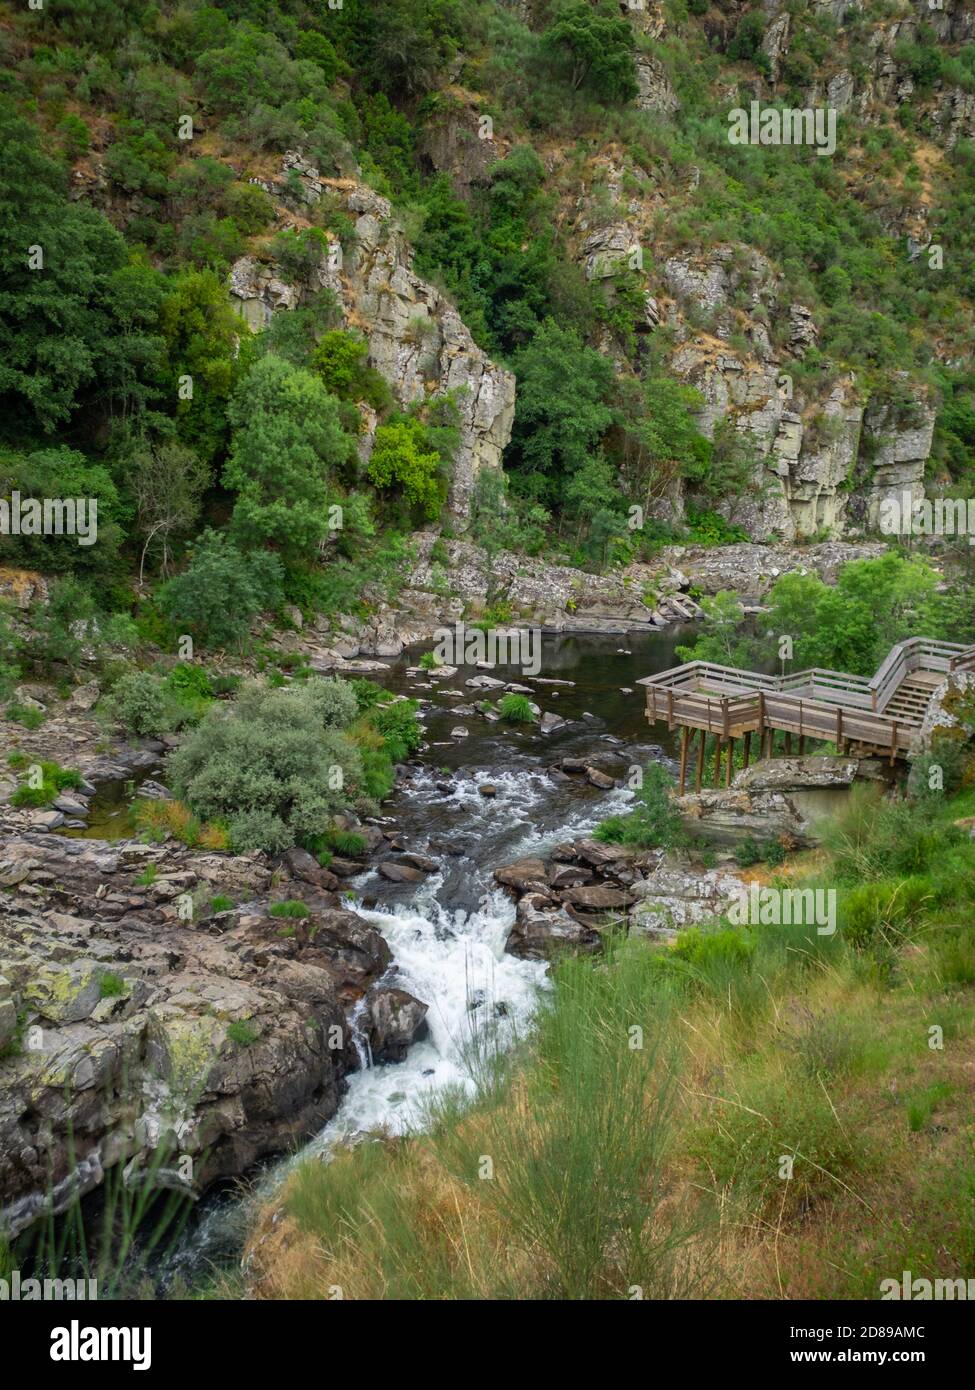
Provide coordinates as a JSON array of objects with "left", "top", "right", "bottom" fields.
[{"left": 163, "top": 627, "right": 691, "bottom": 1280}]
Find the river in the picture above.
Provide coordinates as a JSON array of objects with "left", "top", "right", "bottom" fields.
[{"left": 163, "top": 626, "right": 690, "bottom": 1282}]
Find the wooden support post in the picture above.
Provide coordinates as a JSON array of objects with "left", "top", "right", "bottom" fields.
[
  {"left": 713, "top": 735, "right": 722, "bottom": 784},
  {"left": 722, "top": 698, "right": 730, "bottom": 740},
  {"left": 725, "top": 736, "right": 734, "bottom": 787},
  {"left": 890, "top": 721, "right": 898, "bottom": 767},
  {"left": 798, "top": 735, "right": 806, "bottom": 755},
  {"left": 678, "top": 726, "right": 689, "bottom": 795},
  {"left": 784, "top": 731, "right": 792, "bottom": 755},
  {"left": 695, "top": 727, "right": 706, "bottom": 793},
  {"left": 742, "top": 730, "right": 751, "bottom": 770}
]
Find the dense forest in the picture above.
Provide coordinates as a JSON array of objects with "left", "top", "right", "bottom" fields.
[{"left": 3, "top": 0, "right": 975, "bottom": 649}]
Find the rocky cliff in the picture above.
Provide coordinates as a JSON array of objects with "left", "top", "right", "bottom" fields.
[{"left": 229, "top": 152, "right": 515, "bottom": 525}]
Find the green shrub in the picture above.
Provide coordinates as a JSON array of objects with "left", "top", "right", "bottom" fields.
[
  {"left": 226, "top": 1019, "right": 258, "bottom": 1046},
  {"left": 12, "top": 761, "right": 82, "bottom": 808},
  {"left": 5, "top": 703, "right": 45, "bottom": 730},
  {"left": 167, "top": 677, "right": 363, "bottom": 852},
  {"left": 595, "top": 764, "right": 686, "bottom": 850},
  {"left": 369, "top": 696, "right": 423, "bottom": 759},
  {"left": 107, "top": 670, "right": 198, "bottom": 737},
  {"left": 840, "top": 876, "right": 932, "bottom": 947},
  {"left": 498, "top": 692, "right": 535, "bottom": 723},
  {"left": 269, "top": 900, "right": 309, "bottom": 919},
  {"left": 326, "top": 830, "right": 367, "bottom": 856},
  {"left": 210, "top": 895, "right": 234, "bottom": 914},
  {"left": 157, "top": 529, "right": 284, "bottom": 650},
  {"left": 99, "top": 972, "right": 127, "bottom": 998}
]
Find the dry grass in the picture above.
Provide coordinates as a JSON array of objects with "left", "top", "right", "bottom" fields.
[{"left": 134, "top": 797, "right": 229, "bottom": 851}]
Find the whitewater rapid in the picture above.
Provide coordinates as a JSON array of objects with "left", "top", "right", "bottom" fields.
[{"left": 306, "top": 765, "right": 634, "bottom": 1149}]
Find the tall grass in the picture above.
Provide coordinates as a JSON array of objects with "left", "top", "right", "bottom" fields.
[{"left": 247, "top": 781, "right": 975, "bottom": 1301}]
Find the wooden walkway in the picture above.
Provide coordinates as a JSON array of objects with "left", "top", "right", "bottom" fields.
[{"left": 638, "top": 637, "right": 975, "bottom": 791}]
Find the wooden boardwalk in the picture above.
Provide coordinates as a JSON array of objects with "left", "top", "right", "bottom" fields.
[{"left": 638, "top": 637, "right": 975, "bottom": 791}]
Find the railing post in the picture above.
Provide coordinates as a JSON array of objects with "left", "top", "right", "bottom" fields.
[
  {"left": 722, "top": 697, "right": 729, "bottom": 739},
  {"left": 667, "top": 687, "right": 674, "bottom": 732},
  {"left": 835, "top": 706, "right": 843, "bottom": 751}
]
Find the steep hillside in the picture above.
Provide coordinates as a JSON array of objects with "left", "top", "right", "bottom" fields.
[{"left": 1, "top": 0, "right": 974, "bottom": 604}]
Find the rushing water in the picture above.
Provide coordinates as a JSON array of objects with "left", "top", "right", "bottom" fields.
[{"left": 162, "top": 627, "right": 691, "bottom": 1281}]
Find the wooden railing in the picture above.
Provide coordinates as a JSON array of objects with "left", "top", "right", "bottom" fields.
[{"left": 639, "top": 636, "right": 975, "bottom": 764}]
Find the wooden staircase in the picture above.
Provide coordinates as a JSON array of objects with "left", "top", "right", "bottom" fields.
[
  {"left": 882, "top": 671, "right": 944, "bottom": 723},
  {"left": 638, "top": 636, "right": 975, "bottom": 791}
]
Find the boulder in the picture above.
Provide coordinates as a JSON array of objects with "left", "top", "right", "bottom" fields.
[
  {"left": 505, "top": 893, "right": 602, "bottom": 960},
  {"left": 68, "top": 680, "right": 101, "bottom": 713},
  {"left": 366, "top": 987, "right": 429, "bottom": 1063},
  {"left": 494, "top": 857, "right": 550, "bottom": 893},
  {"left": 378, "top": 860, "right": 426, "bottom": 883}
]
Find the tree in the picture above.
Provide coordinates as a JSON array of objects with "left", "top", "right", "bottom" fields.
[
  {"left": 223, "top": 355, "right": 352, "bottom": 560},
  {"left": 765, "top": 554, "right": 953, "bottom": 676},
  {"left": 0, "top": 447, "right": 123, "bottom": 577},
  {"left": 168, "top": 678, "right": 364, "bottom": 852},
  {"left": 312, "top": 330, "right": 391, "bottom": 409},
  {"left": 132, "top": 443, "right": 209, "bottom": 581},
  {"left": 541, "top": 1, "right": 638, "bottom": 102},
  {"left": 676, "top": 591, "right": 754, "bottom": 668},
  {"left": 157, "top": 529, "right": 283, "bottom": 649},
  {"left": 0, "top": 108, "right": 161, "bottom": 434},
  {"left": 507, "top": 319, "right": 615, "bottom": 512},
  {"left": 367, "top": 417, "right": 447, "bottom": 520},
  {"left": 159, "top": 268, "right": 249, "bottom": 462}
]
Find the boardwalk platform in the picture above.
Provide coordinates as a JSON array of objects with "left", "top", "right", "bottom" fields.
[{"left": 638, "top": 637, "right": 975, "bottom": 791}]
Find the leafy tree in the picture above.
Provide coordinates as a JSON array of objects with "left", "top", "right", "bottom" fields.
[
  {"left": 223, "top": 355, "right": 352, "bottom": 559},
  {"left": 367, "top": 416, "right": 447, "bottom": 520},
  {"left": 540, "top": 1, "right": 638, "bottom": 102},
  {"left": 764, "top": 554, "right": 955, "bottom": 676},
  {"left": 676, "top": 591, "right": 753, "bottom": 668},
  {"left": 0, "top": 447, "right": 123, "bottom": 576},
  {"left": 156, "top": 528, "right": 283, "bottom": 649},
  {"left": 0, "top": 109, "right": 161, "bottom": 434},
  {"left": 507, "top": 320, "right": 615, "bottom": 512},
  {"left": 159, "top": 269, "right": 250, "bottom": 462},
  {"left": 312, "top": 330, "right": 391, "bottom": 409}
]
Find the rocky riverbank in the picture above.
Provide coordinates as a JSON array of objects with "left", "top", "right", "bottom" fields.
[
  {"left": 0, "top": 820, "right": 433, "bottom": 1240},
  {"left": 247, "top": 533, "right": 892, "bottom": 666}
]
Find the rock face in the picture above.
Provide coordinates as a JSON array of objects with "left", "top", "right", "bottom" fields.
[
  {"left": 395, "top": 533, "right": 703, "bottom": 636},
  {"left": 660, "top": 323, "right": 935, "bottom": 543},
  {"left": 677, "top": 757, "right": 890, "bottom": 846},
  {"left": 230, "top": 152, "right": 515, "bottom": 526},
  {"left": 0, "top": 828, "right": 425, "bottom": 1238},
  {"left": 911, "top": 670, "right": 975, "bottom": 754}
]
